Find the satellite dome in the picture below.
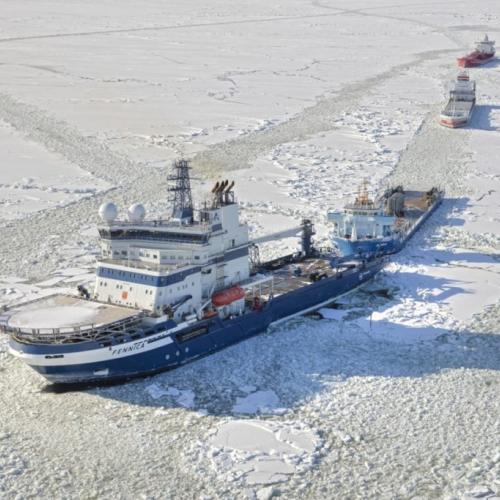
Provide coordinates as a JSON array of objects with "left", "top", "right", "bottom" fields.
[
  {"left": 127, "top": 203, "right": 146, "bottom": 222},
  {"left": 98, "top": 202, "right": 118, "bottom": 222}
]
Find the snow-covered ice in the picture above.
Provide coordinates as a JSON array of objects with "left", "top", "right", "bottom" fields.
[
  {"left": 0, "top": 0, "right": 500, "bottom": 498},
  {"left": 145, "top": 383, "right": 196, "bottom": 408},
  {"left": 232, "top": 390, "right": 284, "bottom": 415},
  {"left": 0, "top": 120, "right": 111, "bottom": 220},
  {"left": 207, "top": 419, "right": 320, "bottom": 485}
]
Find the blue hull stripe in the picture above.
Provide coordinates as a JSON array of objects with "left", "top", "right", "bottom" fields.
[{"left": 97, "top": 265, "right": 200, "bottom": 287}]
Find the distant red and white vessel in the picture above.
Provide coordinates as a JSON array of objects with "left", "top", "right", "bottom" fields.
[
  {"left": 457, "top": 34, "right": 495, "bottom": 67},
  {"left": 439, "top": 71, "right": 476, "bottom": 128}
]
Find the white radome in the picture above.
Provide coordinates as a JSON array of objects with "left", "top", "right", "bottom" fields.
[
  {"left": 98, "top": 202, "right": 118, "bottom": 222},
  {"left": 127, "top": 203, "right": 146, "bottom": 222}
]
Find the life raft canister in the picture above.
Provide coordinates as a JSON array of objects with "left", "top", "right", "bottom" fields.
[{"left": 211, "top": 286, "right": 245, "bottom": 307}]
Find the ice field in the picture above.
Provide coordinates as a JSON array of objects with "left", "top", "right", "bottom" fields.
[{"left": 0, "top": 1, "right": 499, "bottom": 498}]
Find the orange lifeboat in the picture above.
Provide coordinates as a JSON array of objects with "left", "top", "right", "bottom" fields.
[{"left": 212, "top": 286, "right": 245, "bottom": 307}]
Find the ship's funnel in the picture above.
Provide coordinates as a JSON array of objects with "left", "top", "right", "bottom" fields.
[{"left": 217, "top": 180, "right": 228, "bottom": 193}]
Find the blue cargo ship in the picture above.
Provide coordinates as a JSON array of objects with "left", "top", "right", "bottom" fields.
[
  {"left": 327, "top": 183, "right": 443, "bottom": 257},
  {"left": 2, "top": 160, "right": 384, "bottom": 385}
]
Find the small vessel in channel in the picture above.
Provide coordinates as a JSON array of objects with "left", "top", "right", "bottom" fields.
[
  {"left": 440, "top": 71, "right": 476, "bottom": 128},
  {"left": 2, "top": 160, "right": 384, "bottom": 385},
  {"left": 327, "top": 182, "right": 443, "bottom": 258},
  {"left": 457, "top": 34, "right": 495, "bottom": 68}
]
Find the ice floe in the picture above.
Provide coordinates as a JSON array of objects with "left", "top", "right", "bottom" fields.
[
  {"left": 146, "top": 383, "right": 196, "bottom": 409},
  {"left": 207, "top": 419, "right": 320, "bottom": 486},
  {"left": 232, "top": 390, "right": 285, "bottom": 415}
]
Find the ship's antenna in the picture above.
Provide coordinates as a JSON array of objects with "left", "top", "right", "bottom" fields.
[
  {"left": 356, "top": 179, "right": 370, "bottom": 206},
  {"left": 168, "top": 159, "right": 194, "bottom": 222}
]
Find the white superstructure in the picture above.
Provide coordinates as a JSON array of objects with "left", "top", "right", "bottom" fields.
[
  {"left": 327, "top": 182, "right": 397, "bottom": 241},
  {"left": 476, "top": 34, "right": 495, "bottom": 55},
  {"left": 93, "top": 161, "right": 250, "bottom": 320}
]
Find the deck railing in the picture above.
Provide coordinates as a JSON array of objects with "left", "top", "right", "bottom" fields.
[{"left": 2, "top": 306, "right": 144, "bottom": 345}]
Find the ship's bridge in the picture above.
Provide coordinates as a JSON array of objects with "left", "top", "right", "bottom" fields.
[
  {"left": 343, "top": 204, "right": 382, "bottom": 217},
  {"left": 98, "top": 219, "right": 214, "bottom": 245},
  {"left": 327, "top": 183, "right": 396, "bottom": 240},
  {"left": 476, "top": 34, "right": 495, "bottom": 52}
]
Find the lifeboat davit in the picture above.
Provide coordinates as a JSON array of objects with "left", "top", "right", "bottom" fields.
[{"left": 212, "top": 286, "right": 245, "bottom": 307}]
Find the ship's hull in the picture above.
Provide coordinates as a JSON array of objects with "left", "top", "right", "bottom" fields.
[
  {"left": 439, "top": 100, "right": 475, "bottom": 128},
  {"left": 9, "top": 259, "right": 383, "bottom": 385},
  {"left": 457, "top": 52, "right": 495, "bottom": 68},
  {"left": 332, "top": 237, "right": 400, "bottom": 257},
  {"left": 333, "top": 194, "right": 442, "bottom": 258},
  {"left": 439, "top": 117, "right": 469, "bottom": 128}
]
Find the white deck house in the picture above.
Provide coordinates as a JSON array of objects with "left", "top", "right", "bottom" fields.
[
  {"left": 327, "top": 185, "right": 396, "bottom": 241},
  {"left": 94, "top": 161, "right": 250, "bottom": 320}
]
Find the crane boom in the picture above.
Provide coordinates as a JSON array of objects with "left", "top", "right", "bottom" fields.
[{"left": 251, "top": 226, "right": 302, "bottom": 245}]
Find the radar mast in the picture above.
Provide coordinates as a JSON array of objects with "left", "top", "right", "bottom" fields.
[{"left": 168, "top": 159, "right": 194, "bottom": 223}]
